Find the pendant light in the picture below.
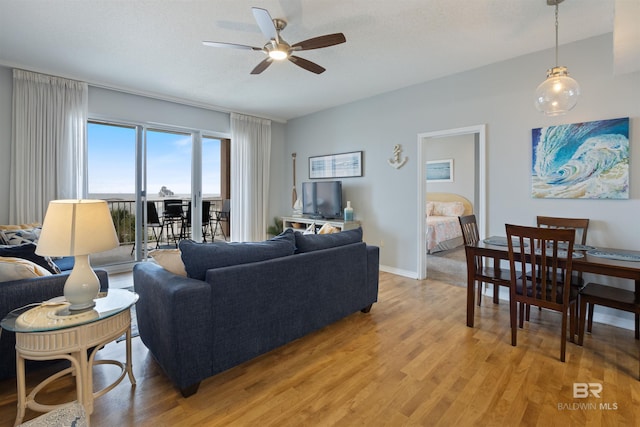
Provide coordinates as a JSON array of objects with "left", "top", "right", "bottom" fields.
[{"left": 534, "top": 0, "right": 580, "bottom": 116}]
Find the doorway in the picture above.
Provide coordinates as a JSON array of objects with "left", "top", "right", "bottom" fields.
[{"left": 416, "top": 125, "right": 486, "bottom": 280}]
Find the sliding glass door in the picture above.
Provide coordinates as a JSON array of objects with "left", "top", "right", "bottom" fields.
[{"left": 87, "top": 120, "right": 224, "bottom": 267}]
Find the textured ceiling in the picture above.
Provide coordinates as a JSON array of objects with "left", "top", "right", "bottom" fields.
[{"left": 0, "top": 0, "right": 636, "bottom": 122}]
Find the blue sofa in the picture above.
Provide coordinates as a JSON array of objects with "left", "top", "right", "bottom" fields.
[
  {"left": 0, "top": 268, "right": 109, "bottom": 381},
  {"left": 133, "top": 228, "right": 379, "bottom": 397}
]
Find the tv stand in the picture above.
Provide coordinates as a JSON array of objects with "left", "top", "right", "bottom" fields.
[{"left": 282, "top": 216, "right": 360, "bottom": 234}]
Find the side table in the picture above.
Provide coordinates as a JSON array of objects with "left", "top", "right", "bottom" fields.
[{"left": 1, "top": 289, "right": 138, "bottom": 426}]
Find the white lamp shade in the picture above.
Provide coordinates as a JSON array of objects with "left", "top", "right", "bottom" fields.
[
  {"left": 36, "top": 199, "right": 119, "bottom": 257},
  {"left": 534, "top": 66, "right": 581, "bottom": 116}
]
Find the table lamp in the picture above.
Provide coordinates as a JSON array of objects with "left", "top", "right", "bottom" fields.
[{"left": 36, "top": 199, "right": 119, "bottom": 310}]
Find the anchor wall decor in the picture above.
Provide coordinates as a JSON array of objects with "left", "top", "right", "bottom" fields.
[{"left": 387, "top": 144, "right": 408, "bottom": 169}]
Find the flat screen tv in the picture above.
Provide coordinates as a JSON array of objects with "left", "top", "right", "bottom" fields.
[{"left": 301, "top": 180, "right": 343, "bottom": 219}]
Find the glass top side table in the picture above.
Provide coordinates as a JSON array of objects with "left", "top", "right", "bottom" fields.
[{"left": 1, "top": 288, "right": 138, "bottom": 426}]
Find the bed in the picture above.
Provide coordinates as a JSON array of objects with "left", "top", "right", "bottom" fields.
[{"left": 426, "top": 192, "right": 473, "bottom": 253}]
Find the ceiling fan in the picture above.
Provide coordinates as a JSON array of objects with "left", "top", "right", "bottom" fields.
[{"left": 202, "top": 7, "right": 346, "bottom": 75}]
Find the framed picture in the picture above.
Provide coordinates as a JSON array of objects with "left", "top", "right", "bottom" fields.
[
  {"left": 309, "top": 151, "right": 363, "bottom": 179},
  {"left": 426, "top": 159, "right": 453, "bottom": 182},
  {"left": 531, "top": 117, "right": 629, "bottom": 199}
]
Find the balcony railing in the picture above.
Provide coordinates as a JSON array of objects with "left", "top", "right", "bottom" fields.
[{"left": 91, "top": 198, "right": 223, "bottom": 267}]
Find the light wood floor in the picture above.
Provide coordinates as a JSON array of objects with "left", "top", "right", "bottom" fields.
[{"left": 1, "top": 272, "right": 638, "bottom": 426}]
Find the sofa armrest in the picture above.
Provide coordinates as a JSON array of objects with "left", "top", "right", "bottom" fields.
[{"left": 132, "top": 262, "right": 213, "bottom": 392}]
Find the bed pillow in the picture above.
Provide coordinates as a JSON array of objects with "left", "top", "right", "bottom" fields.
[
  {"left": 426, "top": 201, "right": 435, "bottom": 216},
  {"left": 0, "top": 256, "right": 52, "bottom": 282},
  {"left": 432, "top": 201, "right": 465, "bottom": 217},
  {"left": 179, "top": 229, "right": 296, "bottom": 280},
  {"left": 0, "top": 243, "right": 61, "bottom": 274},
  {"left": 294, "top": 227, "right": 363, "bottom": 253}
]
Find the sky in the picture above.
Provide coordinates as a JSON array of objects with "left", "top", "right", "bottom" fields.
[{"left": 88, "top": 122, "right": 221, "bottom": 197}]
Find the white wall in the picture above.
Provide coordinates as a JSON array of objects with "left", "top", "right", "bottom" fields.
[
  {"left": 423, "top": 134, "right": 475, "bottom": 208},
  {"left": 283, "top": 34, "right": 640, "bottom": 278}
]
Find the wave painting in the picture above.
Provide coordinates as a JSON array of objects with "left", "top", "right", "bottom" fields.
[{"left": 531, "top": 117, "right": 629, "bottom": 199}]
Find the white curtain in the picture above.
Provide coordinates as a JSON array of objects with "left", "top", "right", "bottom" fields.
[
  {"left": 230, "top": 113, "right": 271, "bottom": 242},
  {"left": 10, "top": 69, "right": 88, "bottom": 223}
]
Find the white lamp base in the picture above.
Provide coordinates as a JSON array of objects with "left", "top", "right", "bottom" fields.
[{"left": 64, "top": 254, "right": 100, "bottom": 311}]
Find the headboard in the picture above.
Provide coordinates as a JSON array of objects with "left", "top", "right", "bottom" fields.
[{"left": 426, "top": 192, "right": 473, "bottom": 216}]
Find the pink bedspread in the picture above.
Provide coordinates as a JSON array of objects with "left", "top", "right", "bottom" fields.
[{"left": 426, "top": 215, "right": 462, "bottom": 252}]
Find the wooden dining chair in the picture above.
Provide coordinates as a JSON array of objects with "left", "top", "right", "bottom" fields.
[
  {"left": 459, "top": 215, "right": 511, "bottom": 306},
  {"left": 506, "top": 224, "right": 577, "bottom": 362},
  {"left": 532, "top": 216, "right": 590, "bottom": 323},
  {"left": 536, "top": 216, "right": 589, "bottom": 284}
]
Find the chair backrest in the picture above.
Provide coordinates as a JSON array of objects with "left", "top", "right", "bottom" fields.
[
  {"left": 146, "top": 201, "right": 160, "bottom": 225},
  {"left": 506, "top": 224, "right": 575, "bottom": 308},
  {"left": 202, "top": 200, "right": 211, "bottom": 222},
  {"left": 458, "top": 214, "right": 480, "bottom": 246},
  {"left": 163, "top": 199, "right": 184, "bottom": 217},
  {"left": 186, "top": 201, "right": 212, "bottom": 222},
  {"left": 536, "top": 216, "right": 589, "bottom": 246},
  {"left": 220, "top": 199, "right": 230, "bottom": 219}
]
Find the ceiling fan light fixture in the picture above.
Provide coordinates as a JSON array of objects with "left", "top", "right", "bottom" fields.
[
  {"left": 266, "top": 40, "right": 289, "bottom": 60},
  {"left": 268, "top": 48, "right": 288, "bottom": 60},
  {"left": 534, "top": 0, "right": 580, "bottom": 116}
]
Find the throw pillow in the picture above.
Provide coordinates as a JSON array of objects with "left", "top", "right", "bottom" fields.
[
  {"left": 179, "top": 228, "right": 296, "bottom": 280},
  {"left": 294, "top": 227, "right": 363, "bottom": 253},
  {"left": 0, "top": 227, "right": 41, "bottom": 246},
  {"left": 317, "top": 223, "right": 340, "bottom": 234},
  {"left": 149, "top": 249, "right": 187, "bottom": 276},
  {"left": 0, "top": 243, "right": 61, "bottom": 274},
  {"left": 0, "top": 256, "right": 52, "bottom": 282},
  {"left": 0, "top": 222, "right": 41, "bottom": 231}
]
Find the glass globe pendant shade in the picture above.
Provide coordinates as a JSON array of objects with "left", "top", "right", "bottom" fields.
[{"left": 535, "top": 68, "right": 580, "bottom": 115}]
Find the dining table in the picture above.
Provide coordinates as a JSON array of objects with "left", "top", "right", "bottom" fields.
[{"left": 465, "top": 237, "right": 640, "bottom": 328}]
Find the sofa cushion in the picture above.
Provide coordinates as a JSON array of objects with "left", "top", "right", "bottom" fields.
[
  {"left": 0, "top": 256, "right": 52, "bottom": 282},
  {"left": 294, "top": 227, "right": 363, "bottom": 253},
  {"left": 179, "top": 229, "right": 296, "bottom": 280},
  {"left": 0, "top": 243, "right": 61, "bottom": 274}
]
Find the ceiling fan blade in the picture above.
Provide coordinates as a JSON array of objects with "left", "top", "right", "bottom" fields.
[
  {"left": 288, "top": 56, "right": 326, "bottom": 74},
  {"left": 252, "top": 7, "right": 277, "bottom": 40},
  {"left": 202, "top": 41, "right": 262, "bottom": 51},
  {"left": 251, "top": 58, "right": 273, "bottom": 75},
  {"left": 292, "top": 33, "right": 346, "bottom": 51}
]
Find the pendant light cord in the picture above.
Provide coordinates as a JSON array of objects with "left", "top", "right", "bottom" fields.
[{"left": 554, "top": 2, "right": 559, "bottom": 67}]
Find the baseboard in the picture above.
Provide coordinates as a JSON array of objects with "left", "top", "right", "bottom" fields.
[{"left": 380, "top": 264, "right": 418, "bottom": 279}]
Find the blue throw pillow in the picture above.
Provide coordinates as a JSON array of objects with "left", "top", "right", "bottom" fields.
[
  {"left": 294, "top": 227, "right": 363, "bottom": 253},
  {"left": 179, "top": 229, "right": 296, "bottom": 280},
  {"left": 0, "top": 243, "right": 61, "bottom": 274}
]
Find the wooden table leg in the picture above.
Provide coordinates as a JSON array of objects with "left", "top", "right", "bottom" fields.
[{"left": 466, "top": 245, "right": 475, "bottom": 327}]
